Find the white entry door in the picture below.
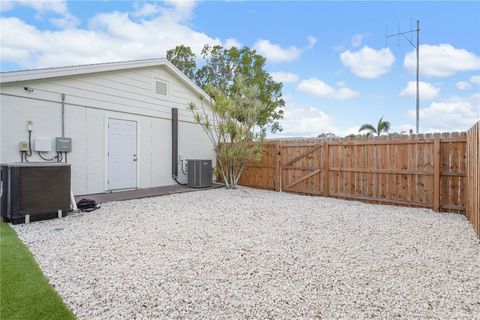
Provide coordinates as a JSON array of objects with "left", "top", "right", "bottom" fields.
[{"left": 108, "top": 118, "right": 137, "bottom": 190}]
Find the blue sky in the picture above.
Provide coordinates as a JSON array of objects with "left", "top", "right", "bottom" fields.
[{"left": 1, "top": 1, "right": 479, "bottom": 136}]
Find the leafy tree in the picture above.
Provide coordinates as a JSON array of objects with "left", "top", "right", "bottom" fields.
[
  {"left": 346, "top": 133, "right": 359, "bottom": 138},
  {"left": 317, "top": 132, "right": 337, "bottom": 138},
  {"left": 167, "top": 44, "right": 284, "bottom": 133},
  {"left": 195, "top": 45, "right": 236, "bottom": 93},
  {"left": 166, "top": 45, "right": 196, "bottom": 80},
  {"left": 188, "top": 75, "right": 265, "bottom": 189},
  {"left": 358, "top": 116, "right": 391, "bottom": 136},
  {"left": 389, "top": 131, "right": 407, "bottom": 136}
]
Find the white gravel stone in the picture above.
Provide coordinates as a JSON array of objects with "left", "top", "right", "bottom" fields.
[{"left": 12, "top": 187, "right": 480, "bottom": 319}]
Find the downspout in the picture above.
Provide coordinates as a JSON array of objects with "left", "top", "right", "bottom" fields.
[{"left": 172, "top": 108, "right": 186, "bottom": 186}]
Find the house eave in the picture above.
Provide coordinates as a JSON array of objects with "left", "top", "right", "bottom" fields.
[{"left": 0, "top": 58, "right": 212, "bottom": 103}]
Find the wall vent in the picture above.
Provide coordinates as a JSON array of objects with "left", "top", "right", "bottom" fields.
[{"left": 155, "top": 80, "right": 168, "bottom": 96}]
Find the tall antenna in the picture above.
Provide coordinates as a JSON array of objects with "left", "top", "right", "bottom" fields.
[{"left": 386, "top": 20, "right": 421, "bottom": 133}]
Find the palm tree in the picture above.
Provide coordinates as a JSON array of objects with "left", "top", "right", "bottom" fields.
[{"left": 358, "top": 116, "right": 391, "bottom": 136}]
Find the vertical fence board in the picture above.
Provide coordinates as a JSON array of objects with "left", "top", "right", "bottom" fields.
[
  {"left": 466, "top": 122, "right": 479, "bottom": 238},
  {"left": 433, "top": 137, "right": 441, "bottom": 211},
  {"left": 322, "top": 143, "right": 329, "bottom": 196}
]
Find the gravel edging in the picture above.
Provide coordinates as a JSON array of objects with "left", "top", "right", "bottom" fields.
[{"left": 13, "top": 187, "right": 480, "bottom": 319}]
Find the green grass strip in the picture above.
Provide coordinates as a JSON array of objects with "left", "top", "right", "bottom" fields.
[{"left": 0, "top": 221, "right": 76, "bottom": 320}]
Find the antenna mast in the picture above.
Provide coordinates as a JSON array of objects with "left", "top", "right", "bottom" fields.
[{"left": 386, "top": 20, "right": 421, "bottom": 133}]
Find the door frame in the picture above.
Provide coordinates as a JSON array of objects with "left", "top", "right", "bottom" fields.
[{"left": 104, "top": 115, "right": 139, "bottom": 191}]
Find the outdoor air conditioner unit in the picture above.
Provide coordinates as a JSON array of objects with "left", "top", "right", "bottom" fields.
[
  {"left": 187, "top": 159, "right": 212, "bottom": 188},
  {"left": 0, "top": 163, "right": 71, "bottom": 224}
]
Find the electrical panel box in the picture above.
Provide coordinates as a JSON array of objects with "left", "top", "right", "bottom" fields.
[
  {"left": 19, "top": 141, "right": 29, "bottom": 152},
  {"left": 55, "top": 137, "right": 72, "bottom": 152},
  {"left": 34, "top": 138, "right": 52, "bottom": 152}
]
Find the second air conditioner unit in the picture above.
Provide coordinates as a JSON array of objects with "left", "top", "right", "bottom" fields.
[{"left": 187, "top": 159, "right": 212, "bottom": 188}]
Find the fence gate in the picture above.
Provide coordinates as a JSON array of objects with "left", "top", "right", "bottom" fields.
[{"left": 281, "top": 143, "right": 327, "bottom": 195}]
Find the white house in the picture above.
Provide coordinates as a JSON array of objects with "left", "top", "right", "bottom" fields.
[{"left": 0, "top": 59, "right": 215, "bottom": 196}]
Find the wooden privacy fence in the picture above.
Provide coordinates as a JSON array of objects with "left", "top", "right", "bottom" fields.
[
  {"left": 238, "top": 143, "right": 280, "bottom": 190},
  {"left": 239, "top": 132, "right": 469, "bottom": 213},
  {"left": 466, "top": 122, "right": 480, "bottom": 238}
]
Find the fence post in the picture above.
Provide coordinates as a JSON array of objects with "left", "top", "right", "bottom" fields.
[
  {"left": 323, "top": 143, "right": 329, "bottom": 196},
  {"left": 275, "top": 142, "right": 281, "bottom": 192},
  {"left": 433, "top": 136, "right": 441, "bottom": 211}
]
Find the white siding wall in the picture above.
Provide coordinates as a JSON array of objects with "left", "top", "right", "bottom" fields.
[{"left": 0, "top": 65, "right": 215, "bottom": 195}]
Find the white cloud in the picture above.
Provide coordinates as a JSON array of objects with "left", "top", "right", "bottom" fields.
[
  {"left": 275, "top": 98, "right": 338, "bottom": 137},
  {"left": 2, "top": 0, "right": 79, "bottom": 28},
  {"left": 400, "top": 81, "right": 440, "bottom": 100},
  {"left": 404, "top": 44, "right": 480, "bottom": 77},
  {"left": 253, "top": 37, "right": 316, "bottom": 63},
  {"left": 281, "top": 107, "right": 336, "bottom": 137},
  {"left": 132, "top": 3, "right": 160, "bottom": 17},
  {"left": 253, "top": 39, "right": 301, "bottom": 63},
  {"left": 351, "top": 34, "right": 363, "bottom": 47},
  {"left": 0, "top": 1, "right": 232, "bottom": 69},
  {"left": 224, "top": 38, "right": 242, "bottom": 49},
  {"left": 277, "top": 106, "right": 417, "bottom": 138},
  {"left": 470, "top": 75, "right": 480, "bottom": 85},
  {"left": 455, "top": 75, "right": 480, "bottom": 90},
  {"left": 297, "top": 78, "right": 359, "bottom": 100},
  {"left": 341, "top": 126, "right": 361, "bottom": 136},
  {"left": 408, "top": 96, "right": 480, "bottom": 131},
  {"left": 307, "top": 36, "right": 317, "bottom": 49},
  {"left": 456, "top": 81, "right": 471, "bottom": 90},
  {"left": 274, "top": 97, "right": 371, "bottom": 138},
  {"left": 270, "top": 71, "right": 299, "bottom": 84},
  {"left": 340, "top": 46, "right": 395, "bottom": 79},
  {"left": 160, "top": 0, "right": 197, "bottom": 21}
]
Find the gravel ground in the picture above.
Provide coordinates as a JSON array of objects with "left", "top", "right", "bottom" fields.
[{"left": 13, "top": 187, "right": 480, "bottom": 319}]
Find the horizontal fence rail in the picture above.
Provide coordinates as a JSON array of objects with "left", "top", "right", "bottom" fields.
[
  {"left": 239, "top": 132, "right": 470, "bottom": 215},
  {"left": 466, "top": 122, "right": 480, "bottom": 238}
]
